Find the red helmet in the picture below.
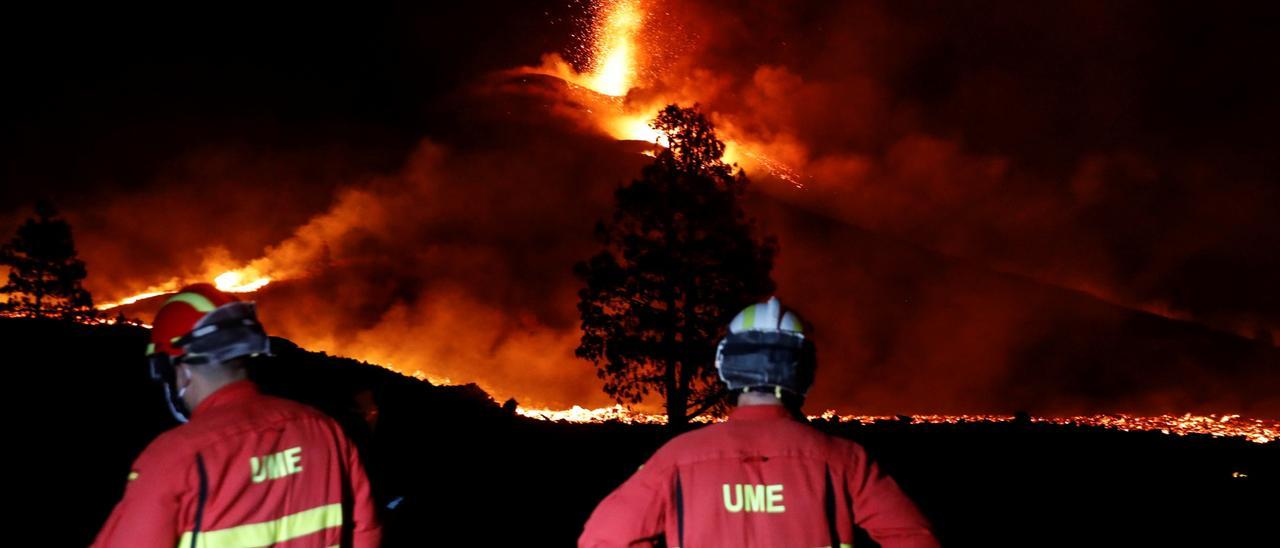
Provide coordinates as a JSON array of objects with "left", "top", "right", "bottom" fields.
[
  {"left": 148, "top": 283, "right": 240, "bottom": 357},
  {"left": 146, "top": 283, "right": 270, "bottom": 423}
]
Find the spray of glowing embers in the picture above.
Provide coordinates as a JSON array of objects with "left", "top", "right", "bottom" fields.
[
  {"left": 516, "top": 406, "right": 1278, "bottom": 444},
  {"left": 523, "top": 0, "right": 803, "bottom": 188}
]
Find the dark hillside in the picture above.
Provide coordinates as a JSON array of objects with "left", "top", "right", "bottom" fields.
[{"left": 4, "top": 318, "right": 1275, "bottom": 546}]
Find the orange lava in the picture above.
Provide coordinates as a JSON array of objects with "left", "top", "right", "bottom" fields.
[
  {"left": 516, "top": 406, "right": 1278, "bottom": 444},
  {"left": 97, "top": 267, "right": 273, "bottom": 310}
]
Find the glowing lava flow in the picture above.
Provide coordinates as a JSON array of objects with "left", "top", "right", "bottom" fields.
[
  {"left": 518, "top": 405, "right": 674, "bottom": 425},
  {"left": 516, "top": 406, "right": 1278, "bottom": 444},
  {"left": 97, "top": 267, "right": 273, "bottom": 310},
  {"left": 98, "top": 291, "right": 170, "bottom": 309},
  {"left": 213, "top": 269, "right": 272, "bottom": 293},
  {"left": 615, "top": 112, "right": 667, "bottom": 145}
]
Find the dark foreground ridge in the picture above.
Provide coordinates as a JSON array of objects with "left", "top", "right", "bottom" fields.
[{"left": 6, "top": 318, "right": 1275, "bottom": 546}]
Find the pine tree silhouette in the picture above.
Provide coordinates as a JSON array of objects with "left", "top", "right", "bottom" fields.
[
  {"left": 1, "top": 201, "right": 95, "bottom": 319},
  {"left": 576, "top": 105, "right": 776, "bottom": 430}
]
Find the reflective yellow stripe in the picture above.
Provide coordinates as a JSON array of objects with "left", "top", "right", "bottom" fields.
[
  {"left": 177, "top": 503, "right": 343, "bottom": 548},
  {"left": 165, "top": 292, "right": 218, "bottom": 313},
  {"left": 742, "top": 304, "right": 757, "bottom": 329}
]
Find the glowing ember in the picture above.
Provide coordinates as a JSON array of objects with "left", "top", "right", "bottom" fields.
[
  {"left": 530, "top": 0, "right": 648, "bottom": 98},
  {"left": 515, "top": 406, "right": 1278, "bottom": 444},
  {"left": 734, "top": 146, "right": 803, "bottom": 189}
]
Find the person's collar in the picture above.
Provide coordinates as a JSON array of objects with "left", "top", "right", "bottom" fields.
[
  {"left": 192, "top": 379, "right": 258, "bottom": 417},
  {"left": 729, "top": 404, "right": 793, "bottom": 421}
]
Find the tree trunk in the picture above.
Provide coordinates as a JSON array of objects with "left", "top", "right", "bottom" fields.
[
  {"left": 664, "top": 334, "right": 689, "bottom": 431},
  {"left": 666, "top": 378, "right": 688, "bottom": 432},
  {"left": 664, "top": 306, "right": 689, "bottom": 432}
]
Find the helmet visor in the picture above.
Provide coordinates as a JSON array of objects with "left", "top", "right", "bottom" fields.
[{"left": 716, "top": 330, "right": 816, "bottom": 394}]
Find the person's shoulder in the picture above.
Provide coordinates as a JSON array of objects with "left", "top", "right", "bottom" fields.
[
  {"left": 642, "top": 435, "right": 689, "bottom": 472},
  {"left": 788, "top": 418, "right": 860, "bottom": 445},
  {"left": 729, "top": 416, "right": 868, "bottom": 459},
  {"left": 252, "top": 394, "right": 353, "bottom": 444},
  {"left": 248, "top": 391, "right": 335, "bottom": 422},
  {"left": 664, "top": 421, "right": 721, "bottom": 446},
  {"left": 799, "top": 423, "right": 873, "bottom": 465},
  {"left": 197, "top": 390, "right": 342, "bottom": 440},
  {"left": 649, "top": 421, "right": 734, "bottom": 462},
  {"left": 134, "top": 425, "right": 196, "bottom": 467}
]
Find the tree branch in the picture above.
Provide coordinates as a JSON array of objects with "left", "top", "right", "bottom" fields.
[{"left": 686, "top": 388, "right": 727, "bottom": 421}]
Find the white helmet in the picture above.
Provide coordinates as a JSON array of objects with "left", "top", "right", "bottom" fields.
[{"left": 715, "top": 297, "right": 816, "bottom": 395}]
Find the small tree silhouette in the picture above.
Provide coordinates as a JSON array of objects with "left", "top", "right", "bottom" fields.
[
  {"left": 576, "top": 104, "right": 776, "bottom": 430},
  {"left": 0, "top": 202, "right": 95, "bottom": 319}
]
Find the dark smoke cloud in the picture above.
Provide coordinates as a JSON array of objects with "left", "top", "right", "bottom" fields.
[{"left": 651, "top": 0, "right": 1280, "bottom": 340}]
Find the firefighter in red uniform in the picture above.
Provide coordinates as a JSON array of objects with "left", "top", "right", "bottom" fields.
[
  {"left": 93, "top": 284, "right": 382, "bottom": 547},
  {"left": 580, "top": 297, "right": 940, "bottom": 548}
]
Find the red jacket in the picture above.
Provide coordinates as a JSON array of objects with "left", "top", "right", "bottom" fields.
[
  {"left": 580, "top": 405, "right": 939, "bottom": 548},
  {"left": 93, "top": 380, "right": 382, "bottom": 547}
]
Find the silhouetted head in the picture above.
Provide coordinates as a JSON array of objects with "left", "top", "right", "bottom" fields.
[{"left": 715, "top": 297, "right": 816, "bottom": 412}]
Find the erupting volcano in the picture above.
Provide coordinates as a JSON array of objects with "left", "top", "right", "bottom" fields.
[{"left": 15, "top": 0, "right": 1278, "bottom": 445}]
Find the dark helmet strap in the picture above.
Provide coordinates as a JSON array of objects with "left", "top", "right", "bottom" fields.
[
  {"left": 148, "top": 353, "right": 175, "bottom": 384},
  {"left": 147, "top": 353, "right": 190, "bottom": 423}
]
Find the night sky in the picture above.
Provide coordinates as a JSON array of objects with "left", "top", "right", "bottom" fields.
[{"left": 3, "top": 1, "right": 1278, "bottom": 414}]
